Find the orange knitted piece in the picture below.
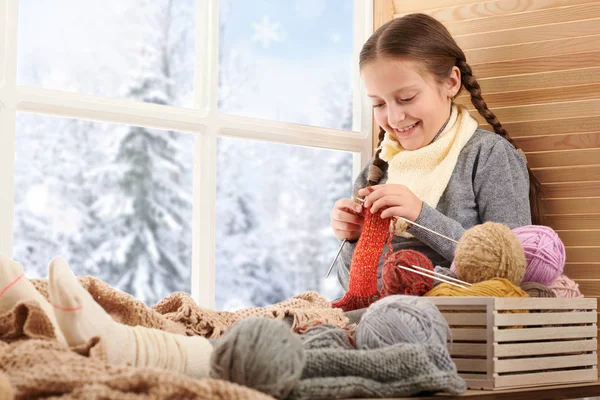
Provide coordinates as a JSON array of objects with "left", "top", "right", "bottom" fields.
[{"left": 332, "top": 209, "right": 392, "bottom": 312}]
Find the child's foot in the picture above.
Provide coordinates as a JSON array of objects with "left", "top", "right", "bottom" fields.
[
  {"left": 0, "top": 254, "right": 66, "bottom": 344},
  {"left": 48, "top": 256, "right": 212, "bottom": 377},
  {"left": 48, "top": 256, "right": 135, "bottom": 365}
]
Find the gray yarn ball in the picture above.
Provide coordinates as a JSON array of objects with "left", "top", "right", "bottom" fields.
[
  {"left": 355, "top": 295, "right": 450, "bottom": 350},
  {"left": 301, "top": 324, "right": 355, "bottom": 350},
  {"left": 210, "top": 317, "right": 306, "bottom": 399}
]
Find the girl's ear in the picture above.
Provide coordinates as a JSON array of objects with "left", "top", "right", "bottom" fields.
[{"left": 446, "top": 66, "right": 461, "bottom": 99}]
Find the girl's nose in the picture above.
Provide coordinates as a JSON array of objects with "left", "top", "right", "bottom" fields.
[{"left": 387, "top": 103, "right": 406, "bottom": 128}]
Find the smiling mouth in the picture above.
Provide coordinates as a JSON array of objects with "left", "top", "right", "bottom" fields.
[{"left": 394, "top": 121, "right": 420, "bottom": 135}]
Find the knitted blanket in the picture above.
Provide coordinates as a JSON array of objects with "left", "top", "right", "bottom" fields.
[
  {"left": 290, "top": 325, "right": 466, "bottom": 400},
  {"left": 1, "top": 277, "right": 350, "bottom": 399},
  {"left": 31, "top": 276, "right": 349, "bottom": 338}
]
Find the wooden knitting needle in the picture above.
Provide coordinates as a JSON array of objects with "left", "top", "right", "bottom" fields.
[
  {"left": 394, "top": 264, "right": 470, "bottom": 289},
  {"left": 408, "top": 264, "right": 471, "bottom": 287}
]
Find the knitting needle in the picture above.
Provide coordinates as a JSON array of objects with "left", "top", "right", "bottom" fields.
[
  {"left": 326, "top": 195, "right": 366, "bottom": 278},
  {"left": 409, "top": 264, "right": 472, "bottom": 287},
  {"left": 326, "top": 198, "right": 459, "bottom": 278},
  {"left": 326, "top": 239, "right": 346, "bottom": 278},
  {"left": 395, "top": 264, "right": 470, "bottom": 289},
  {"left": 355, "top": 197, "right": 459, "bottom": 244}
]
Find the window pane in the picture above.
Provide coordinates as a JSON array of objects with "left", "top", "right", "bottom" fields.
[
  {"left": 17, "top": 0, "right": 195, "bottom": 107},
  {"left": 215, "top": 137, "right": 352, "bottom": 310},
  {"left": 219, "top": 0, "right": 355, "bottom": 131},
  {"left": 14, "top": 113, "right": 194, "bottom": 305}
]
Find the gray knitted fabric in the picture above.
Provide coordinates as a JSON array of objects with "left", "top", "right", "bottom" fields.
[
  {"left": 344, "top": 308, "right": 367, "bottom": 325},
  {"left": 287, "top": 342, "right": 465, "bottom": 399},
  {"left": 300, "top": 324, "right": 355, "bottom": 350}
]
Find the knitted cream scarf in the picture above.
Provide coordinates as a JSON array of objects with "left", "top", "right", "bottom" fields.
[{"left": 378, "top": 104, "right": 478, "bottom": 236}]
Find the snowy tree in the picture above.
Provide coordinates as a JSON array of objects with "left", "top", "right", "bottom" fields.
[
  {"left": 14, "top": 115, "right": 100, "bottom": 277},
  {"left": 86, "top": 0, "right": 193, "bottom": 304}
]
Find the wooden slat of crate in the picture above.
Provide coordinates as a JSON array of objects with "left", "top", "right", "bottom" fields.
[
  {"left": 435, "top": 305, "right": 487, "bottom": 311},
  {"left": 495, "top": 339, "right": 598, "bottom": 357},
  {"left": 494, "top": 311, "right": 597, "bottom": 326},
  {"left": 493, "top": 368, "right": 599, "bottom": 389},
  {"left": 495, "top": 353, "right": 597, "bottom": 373},
  {"left": 454, "top": 358, "right": 489, "bottom": 372},
  {"left": 442, "top": 312, "right": 487, "bottom": 326},
  {"left": 452, "top": 328, "right": 488, "bottom": 341},
  {"left": 495, "top": 326, "right": 598, "bottom": 342},
  {"left": 493, "top": 297, "right": 597, "bottom": 310},
  {"left": 451, "top": 343, "right": 488, "bottom": 357},
  {"left": 461, "top": 376, "right": 495, "bottom": 391}
]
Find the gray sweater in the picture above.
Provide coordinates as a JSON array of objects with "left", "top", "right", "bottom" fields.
[{"left": 336, "top": 129, "right": 532, "bottom": 291}]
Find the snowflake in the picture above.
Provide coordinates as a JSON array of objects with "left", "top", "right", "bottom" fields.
[{"left": 252, "top": 15, "right": 283, "bottom": 49}]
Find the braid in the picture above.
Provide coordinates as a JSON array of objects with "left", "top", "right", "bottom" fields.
[
  {"left": 368, "top": 127, "right": 388, "bottom": 186},
  {"left": 456, "top": 58, "right": 545, "bottom": 225}
]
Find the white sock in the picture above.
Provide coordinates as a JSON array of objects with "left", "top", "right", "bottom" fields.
[
  {"left": 48, "top": 256, "right": 212, "bottom": 377},
  {"left": 0, "top": 254, "right": 66, "bottom": 345}
]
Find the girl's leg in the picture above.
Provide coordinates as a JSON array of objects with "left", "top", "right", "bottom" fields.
[{"left": 48, "top": 257, "right": 213, "bottom": 378}]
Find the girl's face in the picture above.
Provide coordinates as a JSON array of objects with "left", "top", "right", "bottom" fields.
[{"left": 361, "top": 58, "right": 461, "bottom": 150}]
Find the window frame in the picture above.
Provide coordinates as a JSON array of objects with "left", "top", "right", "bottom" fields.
[{"left": 0, "top": 0, "right": 374, "bottom": 308}]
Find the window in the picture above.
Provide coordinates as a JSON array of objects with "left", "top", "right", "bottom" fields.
[
  {"left": 0, "top": 0, "right": 372, "bottom": 308},
  {"left": 14, "top": 113, "right": 194, "bottom": 305}
]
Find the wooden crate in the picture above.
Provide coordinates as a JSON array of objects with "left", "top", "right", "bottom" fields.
[{"left": 424, "top": 297, "right": 598, "bottom": 390}]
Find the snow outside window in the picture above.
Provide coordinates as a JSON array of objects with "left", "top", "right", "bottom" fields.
[{"left": 1, "top": 0, "right": 372, "bottom": 308}]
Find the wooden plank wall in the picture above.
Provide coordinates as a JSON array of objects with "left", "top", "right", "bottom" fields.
[{"left": 371, "top": 0, "right": 600, "bottom": 298}]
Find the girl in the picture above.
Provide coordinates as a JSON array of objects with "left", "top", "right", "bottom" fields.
[{"left": 331, "top": 13, "right": 542, "bottom": 291}]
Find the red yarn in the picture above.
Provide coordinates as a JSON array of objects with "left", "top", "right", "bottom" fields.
[
  {"left": 332, "top": 209, "right": 391, "bottom": 312},
  {"left": 381, "top": 249, "right": 434, "bottom": 297}
]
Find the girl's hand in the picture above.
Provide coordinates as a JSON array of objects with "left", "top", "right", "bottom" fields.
[
  {"left": 357, "top": 184, "right": 423, "bottom": 221},
  {"left": 330, "top": 198, "right": 364, "bottom": 241}
]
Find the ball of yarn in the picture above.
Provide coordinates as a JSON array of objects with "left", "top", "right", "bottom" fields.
[
  {"left": 425, "top": 278, "right": 528, "bottom": 298},
  {"left": 454, "top": 222, "right": 526, "bottom": 286},
  {"left": 355, "top": 295, "right": 450, "bottom": 350},
  {"left": 520, "top": 281, "right": 556, "bottom": 298},
  {"left": 382, "top": 249, "right": 434, "bottom": 297},
  {"left": 549, "top": 274, "right": 584, "bottom": 298},
  {"left": 512, "top": 225, "right": 565, "bottom": 285},
  {"left": 210, "top": 317, "right": 305, "bottom": 399},
  {"left": 301, "top": 324, "right": 355, "bottom": 350}
]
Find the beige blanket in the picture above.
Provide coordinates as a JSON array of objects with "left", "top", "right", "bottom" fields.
[{"left": 0, "top": 276, "right": 349, "bottom": 399}]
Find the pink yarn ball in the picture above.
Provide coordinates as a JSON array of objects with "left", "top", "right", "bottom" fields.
[
  {"left": 512, "top": 225, "right": 565, "bottom": 285},
  {"left": 549, "top": 274, "right": 584, "bottom": 298}
]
